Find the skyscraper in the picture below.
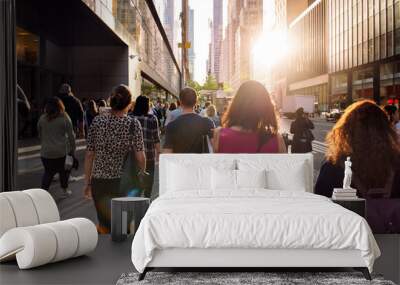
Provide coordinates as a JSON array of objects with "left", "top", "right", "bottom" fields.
[
  {"left": 188, "top": 8, "right": 195, "bottom": 79},
  {"left": 223, "top": 0, "right": 263, "bottom": 90},
  {"left": 211, "top": 0, "right": 223, "bottom": 83},
  {"left": 164, "top": 0, "right": 175, "bottom": 48}
]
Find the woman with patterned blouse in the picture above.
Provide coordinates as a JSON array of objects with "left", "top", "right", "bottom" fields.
[{"left": 84, "top": 85, "right": 146, "bottom": 233}]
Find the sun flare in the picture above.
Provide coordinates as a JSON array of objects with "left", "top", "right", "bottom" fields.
[{"left": 252, "top": 30, "right": 290, "bottom": 69}]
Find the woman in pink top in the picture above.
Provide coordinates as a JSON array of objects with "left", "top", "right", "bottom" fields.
[{"left": 212, "top": 80, "right": 287, "bottom": 153}]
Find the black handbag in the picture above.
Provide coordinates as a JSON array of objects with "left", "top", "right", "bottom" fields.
[{"left": 119, "top": 121, "right": 148, "bottom": 196}]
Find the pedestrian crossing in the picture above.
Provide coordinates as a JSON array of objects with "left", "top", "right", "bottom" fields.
[{"left": 312, "top": 140, "right": 328, "bottom": 154}]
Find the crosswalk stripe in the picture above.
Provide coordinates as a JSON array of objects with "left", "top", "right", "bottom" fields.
[
  {"left": 18, "top": 145, "right": 86, "bottom": 161},
  {"left": 18, "top": 139, "right": 86, "bottom": 154},
  {"left": 312, "top": 147, "right": 327, "bottom": 153},
  {"left": 312, "top": 140, "right": 327, "bottom": 147}
]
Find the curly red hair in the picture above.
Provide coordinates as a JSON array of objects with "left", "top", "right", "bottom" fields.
[{"left": 326, "top": 100, "right": 400, "bottom": 190}]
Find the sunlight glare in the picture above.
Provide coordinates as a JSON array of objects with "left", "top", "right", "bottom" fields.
[{"left": 252, "top": 30, "right": 289, "bottom": 69}]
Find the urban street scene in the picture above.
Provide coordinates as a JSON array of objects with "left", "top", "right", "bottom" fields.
[{"left": 1, "top": 0, "right": 400, "bottom": 284}]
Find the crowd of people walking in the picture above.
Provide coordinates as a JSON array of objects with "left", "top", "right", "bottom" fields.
[{"left": 34, "top": 80, "right": 400, "bottom": 233}]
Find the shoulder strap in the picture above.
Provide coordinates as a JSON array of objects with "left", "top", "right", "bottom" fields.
[
  {"left": 63, "top": 115, "right": 69, "bottom": 155},
  {"left": 256, "top": 131, "right": 272, "bottom": 153}
]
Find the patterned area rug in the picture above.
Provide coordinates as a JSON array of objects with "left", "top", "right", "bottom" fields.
[{"left": 117, "top": 272, "right": 395, "bottom": 285}]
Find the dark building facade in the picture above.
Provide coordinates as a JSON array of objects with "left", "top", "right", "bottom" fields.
[
  {"left": 15, "top": 0, "right": 181, "bottom": 108},
  {"left": 12, "top": 0, "right": 182, "bottom": 189}
]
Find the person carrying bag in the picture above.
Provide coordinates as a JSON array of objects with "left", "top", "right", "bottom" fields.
[{"left": 290, "top": 108, "right": 314, "bottom": 153}]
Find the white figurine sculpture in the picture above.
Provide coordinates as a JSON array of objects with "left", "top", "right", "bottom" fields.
[{"left": 343, "top": 156, "right": 353, "bottom": 189}]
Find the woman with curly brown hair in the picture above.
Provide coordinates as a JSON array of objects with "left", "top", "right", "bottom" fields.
[{"left": 315, "top": 100, "right": 400, "bottom": 198}]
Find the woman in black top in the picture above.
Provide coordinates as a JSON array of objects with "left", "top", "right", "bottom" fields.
[
  {"left": 315, "top": 100, "right": 400, "bottom": 233},
  {"left": 290, "top": 108, "right": 314, "bottom": 153},
  {"left": 85, "top": 99, "right": 99, "bottom": 129}
]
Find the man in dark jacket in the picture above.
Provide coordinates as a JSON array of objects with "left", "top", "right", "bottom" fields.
[
  {"left": 290, "top": 108, "right": 314, "bottom": 153},
  {"left": 57, "top": 83, "right": 84, "bottom": 138}
]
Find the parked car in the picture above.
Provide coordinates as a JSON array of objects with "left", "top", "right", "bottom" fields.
[{"left": 326, "top": 109, "right": 344, "bottom": 122}]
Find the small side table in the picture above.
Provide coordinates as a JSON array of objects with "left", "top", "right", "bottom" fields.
[
  {"left": 331, "top": 198, "right": 366, "bottom": 218},
  {"left": 111, "top": 197, "right": 150, "bottom": 242}
]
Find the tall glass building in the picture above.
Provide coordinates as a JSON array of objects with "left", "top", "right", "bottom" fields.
[
  {"left": 280, "top": 0, "right": 400, "bottom": 113},
  {"left": 329, "top": 0, "right": 400, "bottom": 107}
]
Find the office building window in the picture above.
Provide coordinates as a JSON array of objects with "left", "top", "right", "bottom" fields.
[
  {"left": 380, "top": 61, "right": 400, "bottom": 104},
  {"left": 381, "top": 34, "right": 387, "bottom": 58},
  {"left": 396, "top": 0, "right": 400, "bottom": 29},
  {"left": 388, "top": 30, "right": 394, "bottom": 55},
  {"left": 16, "top": 27, "right": 39, "bottom": 65},
  {"left": 353, "top": 45, "right": 358, "bottom": 66},
  {"left": 381, "top": 9, "right": 387, "bottom": 34},
  {"left": 331, "top": 73, "right": 348, "bottom": 109},
  {"left": 368, "top": 39, "right": 374, "bottom": 61},
  {"left": 363, "top": 41, "right": 368, "bottom": 63},
  {"left": 353, "top": 67, "right": 374, "bottom": 101},
  {"left": 396, "top": 28, "right": 400, "bottom": 53}
]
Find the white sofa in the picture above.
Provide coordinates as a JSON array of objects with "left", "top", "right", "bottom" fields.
[{"left": 0, "top": 189, "right": 98, "bottom": 269}]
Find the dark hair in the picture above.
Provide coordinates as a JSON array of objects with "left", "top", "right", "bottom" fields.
[
  {"left": 133, "top": 95, "right": 150, "bottom": 116},
  {"left": 326, "top": 100, "right": 400, "bottom": 193},
  {"left": 169, "top": 102, "right": 177, "bottom": 111},
  {"left": 384, "top": 105, "right": 398, "bottom": 123},
  {"left": 205, "top": 101, "right": 211, "bottom": 108},
  {"left": 45, "top": 97, "right": 65, "bottom": 121},
  {"left": 98, "top": 99, "right": 107, "bottom": 107},
  {"left": 296, "top": 107, "right": 304, "bottom": 118},
  {"left": 87, "top": 100, "right": 98, "bottom": 116},
  {"left": 222, "top": 80, "right": 278, "bottom": 134},
  {"left": 110, "top": 85, "right": 132, "bottom": 111},
  {"left": 179, "top": 87, "right": 197, "bottom": 108}
]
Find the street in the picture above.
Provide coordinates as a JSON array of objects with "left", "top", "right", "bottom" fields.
[{"left": 16, "top": 117, "right": 335, "bottom": 224}]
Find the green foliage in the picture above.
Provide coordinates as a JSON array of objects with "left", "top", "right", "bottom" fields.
[
  {"left": 141, "top": 81, "right": 157, "bottom": 96},
  {"left": 202, "top": 74, "right": 218, "bottom": 90},
  {"left": 223, "top": 82, "right": 233, "bottom": 92},
  {"left": 186, "top": 80, "right": 202, "bottom": 92}
]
